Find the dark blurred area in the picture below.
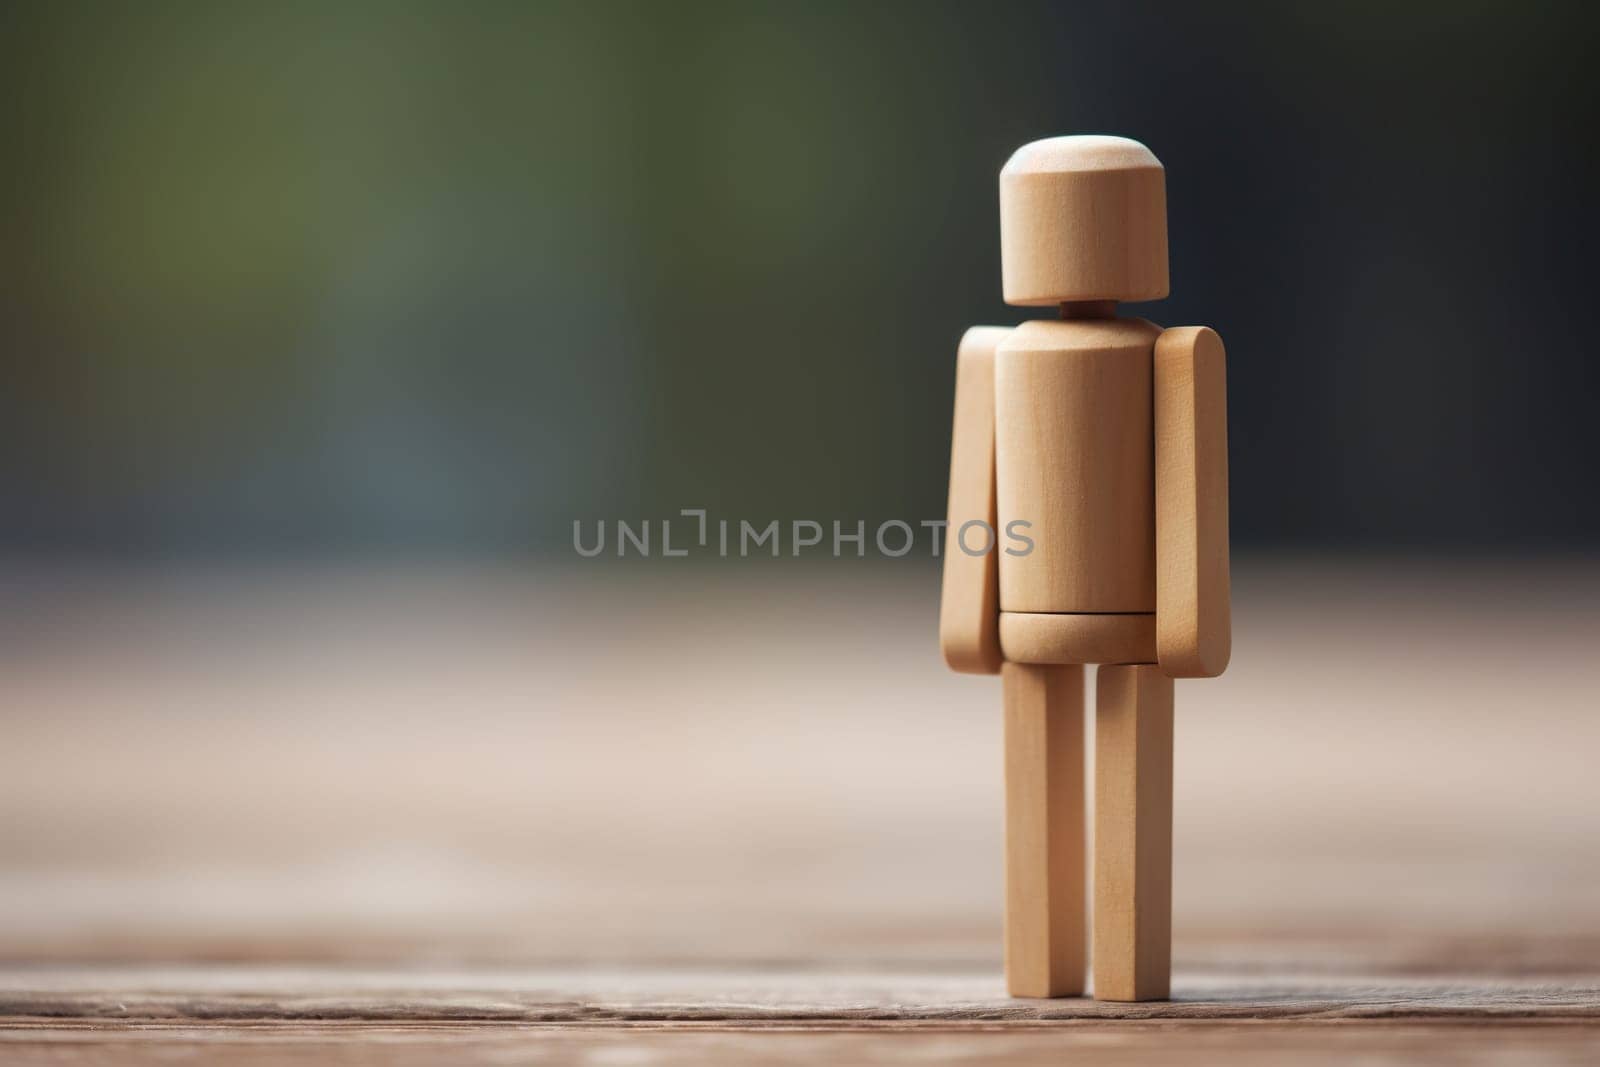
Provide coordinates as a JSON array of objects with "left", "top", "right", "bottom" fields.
[{"left": 3, "top": 0, "right": 1597, "bottom": 558}]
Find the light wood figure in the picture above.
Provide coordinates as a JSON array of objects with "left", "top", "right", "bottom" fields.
[{"left": 940, "top": 135, "right": 1231, "bottom": 1001}]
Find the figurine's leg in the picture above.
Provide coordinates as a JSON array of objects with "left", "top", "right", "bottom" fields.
[
  {"left": 1001, "top": 662, "right": 1086, "bottom": 997},
  {"left": 1092, "top": 664, "right": 1174, "bottom": 1001}
]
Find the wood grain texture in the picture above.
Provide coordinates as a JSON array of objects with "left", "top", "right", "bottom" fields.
[
  {"left": 2, "top": 562, "right": 1599, "bottom": 1058},
  {"left": 995, "top": 317, "right": 1160, "bottom": 614},
  {"left": 4, "top": 1020, "right": 1599, "bottom": 1067},
  {"left": 1094, "top": 665, "right": 1175, "bottom": 1002},
  {"left": 998, "top": 612, "right": 1156, "bottom": 666},
  {"left": 4, "top": 966, "right": 1600, "bottom": 1024},
  {"left": 1002, "top": 663, "right": 1085, "bottom": 997},
  {"left": 940, "top": 327, "right": 1009, "bottom": 674},
  {"left": 1155, "top": 326, "right": 1231, "bottom": 678},
  {"left": 999, "top": 136, "right": 1169, "bottom": 306}
]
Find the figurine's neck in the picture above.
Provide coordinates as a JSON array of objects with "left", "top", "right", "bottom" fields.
[{"left": 1060, "top": 300, "right": 1117, "bottom": 320}]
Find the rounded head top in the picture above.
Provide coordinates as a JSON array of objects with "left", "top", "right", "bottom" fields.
[
  {"left": 999, "top": 135, "right": 1170, "bottom": 306},
  {"left": 1001, "top": 134, "right": 1162, "bottom": 176}
]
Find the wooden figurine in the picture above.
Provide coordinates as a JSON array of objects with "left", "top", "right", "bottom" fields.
[{"left": 940, "top": 135, "right": 1231, "bottom": 1001}]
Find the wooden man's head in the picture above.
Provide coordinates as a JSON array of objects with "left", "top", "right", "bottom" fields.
[{"left": 999, "top": 135, "right": 1170, "bottom": 307}]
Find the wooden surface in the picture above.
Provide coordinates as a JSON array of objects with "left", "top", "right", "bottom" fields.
[
  {"left": 3, "top": 967, "right": 1599, "bottom": 1064},
  {"left": 1, "top": 558, "right": 1598, "bottom": 1061},
  {"left": 1001, "top": 663, "right": 1085, "bottom": 996},
  {"left": 1094, "top": 665, "right": 1176, "bottom": 1001},
  {"left": 1155, "top": 324, "right": 1232, "bottom": 677},
  {"left": 4, "top": 1023, "right": 1598, "bottom": 1067}
]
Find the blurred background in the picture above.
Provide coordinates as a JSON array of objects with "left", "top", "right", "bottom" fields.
[
  {"left": 2, "top": 1, "right": 1599, "bottom": 980},
  {"left": 5, "top": 0, "right": 1598, "bottom": 554}
]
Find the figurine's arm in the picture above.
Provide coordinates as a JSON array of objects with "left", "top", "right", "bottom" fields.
[
  {"left": 939, "top": 327, "right": 1008, "bottom": 674},
  {"left": 1154, "top": 326, "right": 1231, "bottom": 677}
]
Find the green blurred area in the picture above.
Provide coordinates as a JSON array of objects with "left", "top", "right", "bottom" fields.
[{"left": 3, "top": 1, "right": 1596, "bottom": 556}]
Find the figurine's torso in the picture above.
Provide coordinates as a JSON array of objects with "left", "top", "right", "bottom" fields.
[{"left": 995, "top": 316, "right": 1162, "bottom": 614}]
